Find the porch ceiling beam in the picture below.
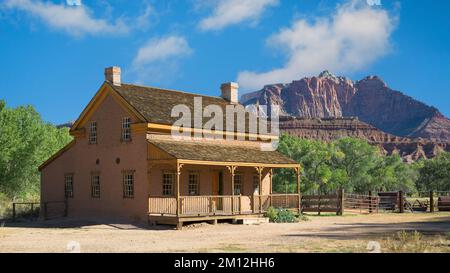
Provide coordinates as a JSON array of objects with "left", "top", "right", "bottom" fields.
[{"left": 177, "top": 159, "right": 299, "bottom": 169}]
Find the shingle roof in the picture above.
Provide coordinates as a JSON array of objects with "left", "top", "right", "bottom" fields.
[
  {"left": 148, "top": 138, "right": 298, "bottom": 165},
  {"left": 108, "top": 82, "right": 265, "bottom": 133}
]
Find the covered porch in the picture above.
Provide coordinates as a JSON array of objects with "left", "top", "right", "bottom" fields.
[{"left": 147, "top": 138, "right": 300, "bottom": 228}]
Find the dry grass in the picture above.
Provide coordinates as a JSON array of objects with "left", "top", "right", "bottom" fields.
[{"left": 383, "top": 231, "right": 431, "bottom": 253}]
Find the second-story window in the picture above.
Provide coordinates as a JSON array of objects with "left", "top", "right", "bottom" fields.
[
  {"left": 121, "top": 117, "right": 131, "bottom": 142},
  {"left": 89, "top": 121, "right": 97, "bottom": 144}
]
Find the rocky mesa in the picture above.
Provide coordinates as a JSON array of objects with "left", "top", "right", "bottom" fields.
[
  {"left": 241, "top": 71, "right": 450, "bottom": 141},
  {"left": 241, "top": 71, "right": 450, "bottom": 160}
]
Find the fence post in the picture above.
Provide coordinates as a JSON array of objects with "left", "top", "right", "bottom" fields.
[
  {"left": 429, "top": 191, "right": 434, "bottom": 213},
  {"left": 337, "top": 189, "right": 344, "bottom": 216},
  {"left": 318, "top": 195, "right": 321, "bottom": 216},
  {"left": 12, "top": 203, "right": 16, "bottom": 222},
  {"left": 369, "top": 191, "right": 373, "bottom": 213},
  {"left": 398, "top": 191, "right": 404, "bottom": 213}
]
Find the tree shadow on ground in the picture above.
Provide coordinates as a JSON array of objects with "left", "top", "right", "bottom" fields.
[{"left": 284, "top": 215, "right": 450, "bottom": 240}]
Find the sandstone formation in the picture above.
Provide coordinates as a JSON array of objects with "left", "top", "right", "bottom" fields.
[
  {"left": 241, "top": 71, "right": 450, "bottom": 161},
  {"left": 241, "top": 71, "right": 450, "bottom": 141},
  {"left": 279, "top": 116, "right": 450, "bottom": 162}
]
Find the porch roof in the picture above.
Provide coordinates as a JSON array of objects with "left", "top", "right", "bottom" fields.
[{"left": 148, "top": 139, "right": 299, "bottom": 168}]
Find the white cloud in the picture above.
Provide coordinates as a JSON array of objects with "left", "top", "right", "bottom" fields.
[
  {"left": 237, "top": 1, "right": 396, "bottom": 91},
  {"left": 131, "top": 35, "right": 193, "bottom": 83},
  {"left": 133, "top": 35, "right": 192, "bottom": 66},
  {"left": 198, "top": 0, "right": 279, "bottom": 31},
  {"left": 2, "top": 0, "right": 133, "bottom": 36}
]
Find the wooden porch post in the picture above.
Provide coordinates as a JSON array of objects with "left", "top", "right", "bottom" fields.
[
  {"left": 176, "top": 162, "right": 184, "bottom": 218},
  {"left": 255, "top": 166, "right": 264, "bottom": 213},
  {"left": 227, "top": 166, "right": 237, "bottom": 214},
  {"left": 269, "top": 169, "right": 273, "bottom": 207},
  {"left": 295, "top": 167, "right": 301, "bottom": 213}
]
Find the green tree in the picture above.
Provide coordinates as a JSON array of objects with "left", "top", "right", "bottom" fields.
[
  {"left": 416, "top": 152, "right": 450, "bottom": 192},
  {"left": 331, "top": 138, "right": 380, "bottom": 192},
  {"left": 371, "top": 155, "right": 418, "bottom": 193},
  {"left": 0, "top": 101, "right": 72, "bottom": 200},
  {"left": 275, "top": 134, "right": 420, "bottom": 194},
  {"left": 275, "top": 135, "right": 338, "bottom": 194}
]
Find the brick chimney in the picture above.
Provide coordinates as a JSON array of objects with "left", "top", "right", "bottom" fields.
[
  {"left": 221, "top": 82, "right": 239, "bottom": 104},
  {"left": 104, "top": 66, "right": 121, "bottom": 86}
]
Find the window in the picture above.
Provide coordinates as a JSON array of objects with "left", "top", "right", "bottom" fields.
[
  {"left": 123, "top": 171, "right": 135, "bottom": 198},
  {"left": 121, "top": 117, "right": 131, "bottom": 142},
  {"left": 234, "top": 173, "right": 242, "bottom": 195},
  {"left": 253, "top": 175, "right": 260, "bottom": 194},
  {"left": 89, "top": 121, "right": 97, "bottom": 144},
  {"left": 91, "top": 174, "right": 100, "bottom": 198},
  {"left": 188, "top": 172, "right": 199, "bottom": 196},
  {"left": 162, "top": 172, "right": 175, "bottom": 196},
  {"left": 65, "top": 174, "right": 74, "bottom": 198}
]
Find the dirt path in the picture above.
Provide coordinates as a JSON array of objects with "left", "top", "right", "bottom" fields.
[{"left": 1, "top": 213, "right": 449, "bottom": 253}]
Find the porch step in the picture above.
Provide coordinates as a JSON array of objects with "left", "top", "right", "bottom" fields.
[{"left": 239, "top": 217, "right": 269, "bottom": 225}]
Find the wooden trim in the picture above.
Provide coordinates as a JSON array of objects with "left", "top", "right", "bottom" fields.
[
  {"left": 70, "top": 128, "right": 86, "bottom": 138},
  {"left": 38, "top": 140, "right": 76, "bottom": 171},
  {"left": 131, "top": 123, "right": 148, "bottom": 134},
  {"left": 70, "top": 83, "right": 146, "bottom": 132},
  {"left": 146, "top": 122, "right": 279, "bottom": 140}
]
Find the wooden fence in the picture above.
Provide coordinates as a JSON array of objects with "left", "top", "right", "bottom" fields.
[
  {"left": 11, "top": 201, "right": 67, "bottom": 221},
  {"left": 301, "top": 190, "right": 343, "bottom": 215},
  {"left": 300, "top": 190, "right": 450, "bottom": 215}
]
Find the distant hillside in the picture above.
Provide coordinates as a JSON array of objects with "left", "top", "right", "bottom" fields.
[
  {"left": 279, "top": 116, "right": 450, "bottom": 162},
  {"left": 241, "top": 71, "right": 450, "bottom": 141}
]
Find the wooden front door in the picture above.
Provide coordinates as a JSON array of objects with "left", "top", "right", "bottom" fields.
[{"left": 212, "top": 171, "right": 223, "bottom": 211}]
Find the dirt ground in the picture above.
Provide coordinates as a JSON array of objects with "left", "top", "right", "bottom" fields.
[{"left": 1, "top": 213, "right": 449, "bottom": 253}]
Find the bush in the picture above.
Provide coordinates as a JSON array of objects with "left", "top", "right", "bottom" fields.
[
  {"left": 264, "top": 207, "right": 299, "bottom": 223},
  {"left": 384, "top": 231, "right": 430, "bottom": 253}
]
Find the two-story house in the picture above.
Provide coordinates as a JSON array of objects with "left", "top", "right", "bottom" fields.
[{"left": 39, "top": 67, "right": 301, "bottom": 229}]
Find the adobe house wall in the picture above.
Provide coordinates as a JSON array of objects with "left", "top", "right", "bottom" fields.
[{"left": 40, "top": 94, "right": 148, "bottom": 222}]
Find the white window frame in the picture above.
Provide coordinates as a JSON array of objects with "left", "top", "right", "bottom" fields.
[
  {"left": 89, "top": 121, "right": 97, "bottom": 144},
  {"left": 121, "top": 117, "right": 131, "bottom": 142},
  {"left": 188, "top": 172, "right": 200, "bottom": 196},
  {"left": 234, "top": 173, "right": 243, "bottom": 195},
  {"left": 123, "top": 171, "right": 135, "bottom": 198},
  {"left": 91, "top": 173, "right": 100, "bottom": 198},
  {"left": 162, "top": 172, "right": 175, "bottom": 196}
]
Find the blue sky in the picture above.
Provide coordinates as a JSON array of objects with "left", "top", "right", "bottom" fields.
[{"left": 0, "top": 0, "right": 449, "bottom": 124}]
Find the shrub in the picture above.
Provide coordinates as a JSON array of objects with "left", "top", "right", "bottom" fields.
[
  {"left": 264, "top": 207, "right": 299, "bottom": 223},
  {"left": 384, "top": 231, "right": 430, "bottom": 253}
]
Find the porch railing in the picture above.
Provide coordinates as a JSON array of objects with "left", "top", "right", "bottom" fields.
[
  {"left": 253, "top": 194, "right": 300, "bottom": 213},
  {"left": 180, "top": 195, "right": 242, "bottom": 216},
  {"left": 148, "top": 196, "right": 177, "bottom": 215},
  {"left": 148, "top": 194, "right": 300, "bottom": 216}
]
